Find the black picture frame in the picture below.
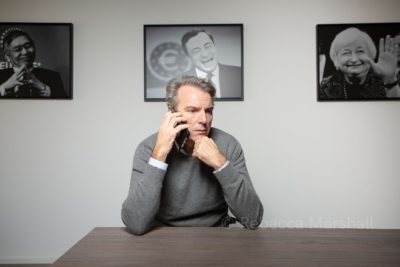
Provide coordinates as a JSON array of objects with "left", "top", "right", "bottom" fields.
[
  {"left": 0, "top": 22, "right": 73, "bottom": 99},
  {"left": 317, "top": 23, "right": 400, "bottom": 101},
  {"left": 144, "top": 24, "right": 243, "bottom": 101}
]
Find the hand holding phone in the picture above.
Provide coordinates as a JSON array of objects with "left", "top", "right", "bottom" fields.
[
  {"left": 151, "top": 110, "right": 189, "bottom": 162},
  {"left": 171, "top": 107, "right": 190, "bottom": 152}
]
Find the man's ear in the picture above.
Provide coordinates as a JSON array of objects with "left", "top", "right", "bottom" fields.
[{"left": 167, "top": 104, "right": 175, "bottom": 112}]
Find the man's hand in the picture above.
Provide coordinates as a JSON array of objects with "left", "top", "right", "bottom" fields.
[
  {"left": 362, "top": 35, "right": 399, "bottom": 84},
  {"left": 193, "top": 137, "right": 227, "bottom": 170},
  {"left": 151, "top": 111, "right": 189, "bottom": 162}
]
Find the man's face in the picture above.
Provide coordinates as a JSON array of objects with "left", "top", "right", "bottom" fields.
[
  {"left": 5, "top": 35, "right": 35, "bottom": 68},
  {"left": 335, "top": 38, "right": 371, "bottom": 78},
  {"left": 185, "top": 32, "right": 218, "bottom": 73},
  {"left": 176, "top": 85, "right": 213, "bottom": 142}
]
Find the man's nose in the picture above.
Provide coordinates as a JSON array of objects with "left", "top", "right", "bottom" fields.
[
  {"left": 197, "top": 110, "right": 207, "bottom": 124},
  {"left": 200, "top": 48, "right": 208, "bottom": 58}
]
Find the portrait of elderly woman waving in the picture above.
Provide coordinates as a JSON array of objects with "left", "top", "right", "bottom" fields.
[{"left": 320, "top": 27, "right": 400, "bottom": 100}]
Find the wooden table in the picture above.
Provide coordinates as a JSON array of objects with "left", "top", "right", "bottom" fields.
[{"left": 52, "top": 227, "right": 400, "bottom": 266}]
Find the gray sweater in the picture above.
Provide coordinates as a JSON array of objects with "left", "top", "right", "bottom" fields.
[{"left": 121, "top": 127, "right": 263, "bottom": 235}]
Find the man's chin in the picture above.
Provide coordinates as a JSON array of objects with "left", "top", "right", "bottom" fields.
[
  {"left": 190, "top": 132, "right": 208, "bottom": 141},
  {"left": 199, "top": 64, "right": 217, "bottom": 73}
]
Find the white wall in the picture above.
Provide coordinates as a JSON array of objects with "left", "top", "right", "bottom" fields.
[{"left": 0, "top": 0, "right": 399, "bottom": 263}]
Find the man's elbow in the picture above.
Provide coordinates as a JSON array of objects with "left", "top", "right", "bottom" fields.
[
  {"left": 242, "top": 218, "right": 262, "bottom": 230},
  {"left": 241, "top": 205, "right": 264, "bottom": 230},
  {"left": 121, "top": 208, "right": 151, "bottom": 236},
  {"left": 125, "top": 224, "right": 150, "bottom": 236}
]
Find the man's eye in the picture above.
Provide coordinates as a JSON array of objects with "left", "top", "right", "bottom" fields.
[{"left": 191, "top": 48, "right": 201, "bottom": 55}]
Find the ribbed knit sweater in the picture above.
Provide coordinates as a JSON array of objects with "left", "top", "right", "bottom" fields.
[{"left": 122, "top": 128, "right": 263, "bottom": 235}]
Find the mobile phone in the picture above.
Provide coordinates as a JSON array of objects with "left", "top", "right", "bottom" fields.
[{"left": 170, "top": 107, "right": 190, "bottom": 151}]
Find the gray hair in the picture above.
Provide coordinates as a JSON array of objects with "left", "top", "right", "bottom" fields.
[
  {"left": 329, "top": 27, "right": 377, "bottom": 69},
  {"left": 165, "top": 75, "right": 216, "bottom": 110}
]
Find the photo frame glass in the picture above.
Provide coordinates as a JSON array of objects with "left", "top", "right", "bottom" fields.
[
  {"left": 0, "top": 23, "right": 73, "bottom": 99},
  {"left": 144, "top": 24, "right": 243, "bottom": 101},
  {"left": 317, "top": 23, "right": 400, "bottom": 101}
]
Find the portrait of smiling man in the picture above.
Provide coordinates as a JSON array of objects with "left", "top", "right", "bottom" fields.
[
  {"left": 121, "top": 75, "right": 263, "bottom": 235},
  {"left": 181, "top": 29, "right": 243, "bottom": 99}
]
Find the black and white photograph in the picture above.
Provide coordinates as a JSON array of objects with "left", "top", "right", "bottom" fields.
[
  {"left": 0, "top": 23, "right": 73, "bottom": 99},
  {"left": 317, "top": 23, "right": 400, "bottom": 101},
  {"left": 144, "top": 24, "right": 243, "bottom": 101}
]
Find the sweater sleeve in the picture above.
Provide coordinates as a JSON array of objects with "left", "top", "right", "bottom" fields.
[
  {"left": 213, "top": 141, "right": 263, "bottom": 229},
  {"left": 121, "top": 139, "right": 165, "bottom": 235}
]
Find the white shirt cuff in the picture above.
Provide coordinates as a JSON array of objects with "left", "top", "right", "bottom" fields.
[
  {"left": 213, "top": 161, "right": 229, "bottom": 173},
  {"left": 0, "top": 85, "right": 5, "bottom": 96},
  {"left": 148, "top": 157, "right": 168, "bottom": 171}
]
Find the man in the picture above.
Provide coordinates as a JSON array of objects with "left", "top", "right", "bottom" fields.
[
  {"left": 121, "top": 76, "right": 263, "bottom": 235},
  {"left": 181, "top": 29, "right": 242, "bottom": 99},
  {"left": 0, "top": 28, "right": 66, "bottom": 98}
]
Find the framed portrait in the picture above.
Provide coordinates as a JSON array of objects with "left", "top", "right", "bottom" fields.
[
  {"left": 317, "top": 23, "right": 400, "bottom": 101},
  {"left": 144, "top": 24, "right": 243, "bottom": 101},
  {"left": 0, "top": 23, "right": 73, "bottom": 99}
]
